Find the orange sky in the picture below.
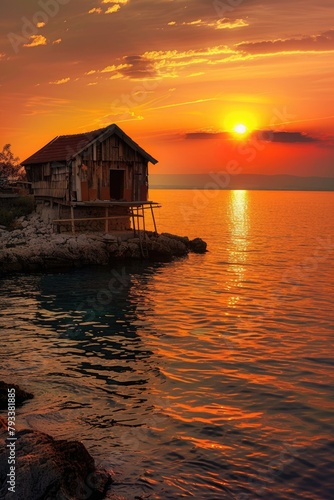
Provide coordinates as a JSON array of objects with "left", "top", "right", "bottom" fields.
[{"left": 1, "top": 0, "right": 334, "bottom": 177}]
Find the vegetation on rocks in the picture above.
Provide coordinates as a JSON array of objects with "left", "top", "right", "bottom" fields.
[
  {"left": 0, "top": 196, "right": 35, "bottom": 229},
  {"left": 0, "top": 144, "right": 26, "bottom": 190}
]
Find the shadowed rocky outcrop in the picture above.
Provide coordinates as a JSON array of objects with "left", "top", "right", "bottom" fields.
[
  {"left": 0, "top": 415, "right": 112, "bottom": 500},
  {"left": 0, "top": 213, "right": 207, "bottom": 274},
  {"left": 0, "top": 381, "right": 33, "bottom": 411}
]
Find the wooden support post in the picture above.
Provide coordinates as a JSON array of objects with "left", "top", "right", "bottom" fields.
[
  {"left": 105, "top": 206, "right": 109, "bottom": 233},
  {"left": 70, "top": 205, "right": 75, "bottom": 234},
  {"left": 142, "top": 205, "right": 146, "bottom": 234},
  {"left": 150, "top": 203, "right": 158, "bottom": 235},
  {"left": 131, "top": 208, "right": 136, "bottom": 237}
]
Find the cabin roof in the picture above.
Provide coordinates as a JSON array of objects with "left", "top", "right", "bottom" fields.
[{"left": 22, "top": 124, "right": 158, "bottom": 165}]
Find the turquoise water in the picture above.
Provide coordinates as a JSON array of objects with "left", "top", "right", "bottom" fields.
[{"left": 1, "top": 190, "right": 334, "bottom": 499}]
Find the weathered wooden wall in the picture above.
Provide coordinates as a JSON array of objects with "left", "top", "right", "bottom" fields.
[
  {"left": 26, "top": 133, "right": 148, "bottom": 203},
  {"left": 76, "top": 134, "right": 148, "bottom": 202}
]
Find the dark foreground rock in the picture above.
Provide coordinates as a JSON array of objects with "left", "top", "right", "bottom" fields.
[
  {"left": 0, "top": 381, "right": 33, "bottom": 411},
  {"left": 0, "top": 416, "right": 112, "bottom": 499},
  {"left": 0, "top": 213, "right": 207, "bottom": 274}
]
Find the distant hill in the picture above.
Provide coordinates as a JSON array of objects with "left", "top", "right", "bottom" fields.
[{"left": 149, "top": 174, "right": 334, "bottom": 191}]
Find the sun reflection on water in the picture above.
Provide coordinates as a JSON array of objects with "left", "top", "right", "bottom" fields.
[{"left": 227, "top": 190, "right": 249, "bottom": 308}]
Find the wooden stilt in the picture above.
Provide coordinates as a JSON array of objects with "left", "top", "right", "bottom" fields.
[
  {"left": 70, "top": 205, "right": 75, "bottom": 234},
  {"left": 150, "top": 202, "right": 158, "bottom": 235},
  {"left": 105, "top": 206, "right": 109, "bottom": 233},
  {"left": 131, "top": 208, "right": 136, "bottom": 236},
  {"left": 142, "top": 205, "right": 146, "bottom": 234}
]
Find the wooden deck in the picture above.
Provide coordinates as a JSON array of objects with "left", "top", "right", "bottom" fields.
[{"left": 52, "top": 200, "right": 161, "bottom": 237}]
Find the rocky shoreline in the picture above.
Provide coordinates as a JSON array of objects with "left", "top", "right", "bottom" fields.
[
  {"left": 0, "top": 212, "right": 207, "bottom": 274},
  {"left": 0, "top": 381, "right": 112, "bottom": 500}
]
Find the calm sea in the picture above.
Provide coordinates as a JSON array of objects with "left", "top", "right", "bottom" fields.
[{"left": 1, "top": 190, "right": 334, "bottom": 499}]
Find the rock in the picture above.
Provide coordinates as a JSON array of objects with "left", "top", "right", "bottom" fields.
[
  {"left": 161, "top": 233, "right": 190, "bottom": 246},
  {"left": 126, "top": 242, "right": 141, "bottom": 259},
  {"left": 103, "top": 234, "right": 117, "bottom": 242},
  {"left": 0, "top": 381, "right": 33, "bottom": 411},
  {"left": 52, "top": 235, "right": 66, "bottom": 245},
  {"left": 189, "top": 237, "right": 207, "bottom": 254},
  {"left": 0, "top": 416, "right": 112, "bottom": 500},
  {"left": 0, "top": 209, "right": 207, "bottom": 272},
  {"left": 147, "top": 240, "right": 173, "bottom": 262},
  {"left": 157, "top": 235, "right": 188, "bottom": 256},
  {"left": 67, "top": 238, "right": 78, "bottom": 253},
  {"left": 116, "top": 242, "right": 129, "bottom": 258},
  {"left": 106, "top": 243, "right": 119, "bottom": 255}
]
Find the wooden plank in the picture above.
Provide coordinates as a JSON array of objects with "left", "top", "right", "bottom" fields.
[{"left": 53, "top": 215, "right": 134, "bottom": 223}]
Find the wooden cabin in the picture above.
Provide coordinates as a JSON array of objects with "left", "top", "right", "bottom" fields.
[{"left": 22, "top": 124, "right": 159, "bottom": 233}]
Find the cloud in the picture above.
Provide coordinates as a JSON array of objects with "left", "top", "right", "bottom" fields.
[
  {"left": 185, "top": 131, "right": 228, "bottom": 140},
  {"left": 52, "top": 38, "right": 62, "bottom": 45},
  {"left": 89, "top": 0, "right": 129, "bottom": 15},
  {"left": 49, "top": 77, "right": 71, "bottom": 85},
  {"left": 187, "top": 72, "right": 205, "bottom": 77},
  {"left": 184, "top": 130, "right": 319, "bottom": 144},
  {"left": 105, "top": 5, "right": 121, "bottom": 14},
  {"left": 102, "top": 0, "right": 129, "bottom": 14},
  {"left": 215, "top": 19, "right": 249, "bottom": 30},
  {"left": 23, "top": 35, "right": 47, "bottom": 48},
  {"left": 237, "top": 29, "right": 334, "bottom": 54},
  {"left": 137, "top": 45, "right": 236, "bottom": 78},
  {"left": 101, "top": 63, "right": 130, "bottom": 73},
  {"left": 36, "top": 22, "right": 46, "bottom": 28},
  {"left": 169, "top": 18, "right": 248, "bottom": 30},
  {"left": 85, "top": 45, "right": 241, "bottom": 81},
  {"left": 119, "top": 55, "right": 158, "bottom": 79},
  {"left": 24, "top": 96, "right": 70, "bottom": 116},
  {"left": 89, "top": 8, "right": 102, "bottom": 14},
  {"left": 254, "top": 131, "right": 319, "bottom": 143},
  {"left": 100, "top": 110, "right": 143, "bottom": 124}
]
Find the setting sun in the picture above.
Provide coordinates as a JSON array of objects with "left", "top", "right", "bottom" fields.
[{"left": 233, "top": 124, "right": 248, "bottom": 135}]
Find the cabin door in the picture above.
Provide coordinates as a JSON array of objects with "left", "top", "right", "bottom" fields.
[{"left": 110, "top": 169, "right": 124, "bottom": 200}]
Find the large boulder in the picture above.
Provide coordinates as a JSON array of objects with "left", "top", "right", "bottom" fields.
[
  {"left": 0, "top": 416, "right": 112, "bottom": 499},
  {"left": 161, "top": 233, "right": 190, "bottom": 246},
  {"left": 157, "top": 235, "right": 189, "bottom": 256},
  {"left": 189, "top": 237, "right": 207, "bottom": 254},
  {"left": 146, "top": 240, "right": 173, "bottom": 262},
  {"left": 0, "top": 381, "right": 33, "bottom": 411}
]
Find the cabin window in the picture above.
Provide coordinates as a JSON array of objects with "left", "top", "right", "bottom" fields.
[{"left": 110, "top": 169, "right": 124, "bottom": 200}]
